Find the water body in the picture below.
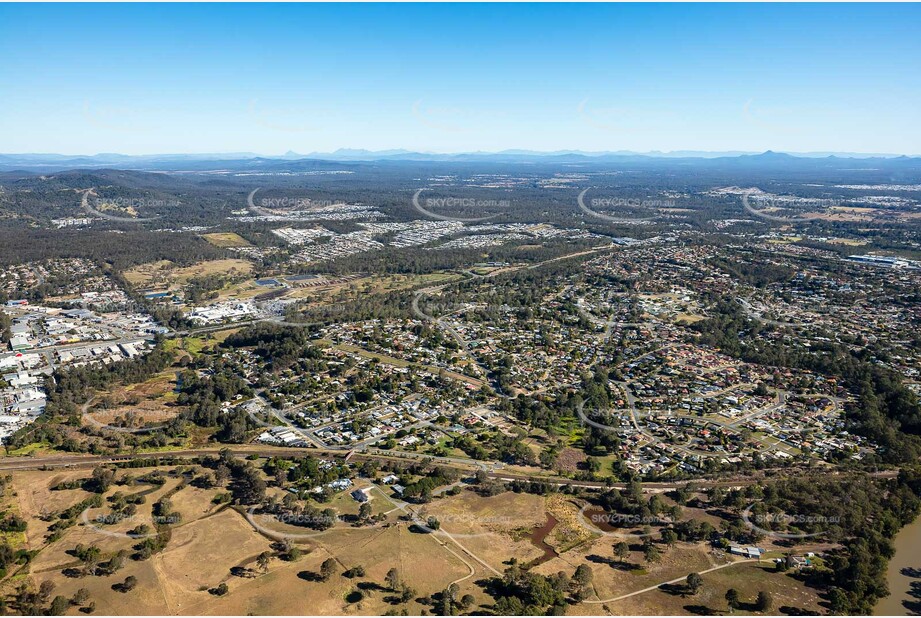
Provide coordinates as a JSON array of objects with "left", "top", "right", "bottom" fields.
[
  {"left": 876, "top": 515, "right": 921, "bottom": 616},
  {"left": 525, "top": 514, "right": 559, "bottom": 568}
]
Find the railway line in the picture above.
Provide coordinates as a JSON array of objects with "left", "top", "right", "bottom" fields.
[{"left": 0, "top": 447, "right": 897, "bottom": 492}]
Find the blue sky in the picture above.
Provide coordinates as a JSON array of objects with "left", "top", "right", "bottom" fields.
[{"left": 1, "top": 3, "right": 919, "bottom": 155}]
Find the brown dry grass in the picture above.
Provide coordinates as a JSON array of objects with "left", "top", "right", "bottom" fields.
[
  {"left": 83, "top": 370, "right": 183, "bottom": 429},
  {"left": 123, "top": 259, "right": 254, "bottom": 289},
  {"left": 201, "top": 232, "right": 252, "bottom": 248},
  {"left": 3, "top": 467, "right": 829, "bottom": 616},
  {"left": 573, "top": 561, "right": 824, "bottom": 616}
]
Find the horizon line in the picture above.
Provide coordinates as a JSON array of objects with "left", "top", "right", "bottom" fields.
[{"left": 3, "top": 148, "right": 919, "bottom": 160}]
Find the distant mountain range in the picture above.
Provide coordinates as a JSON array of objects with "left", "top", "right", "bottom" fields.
[
  {"left": 0, "top": 149, "right": 918, "bottom": 172},
  {"left": 287, "top": 148, "right": 915, "bottom": 161}
]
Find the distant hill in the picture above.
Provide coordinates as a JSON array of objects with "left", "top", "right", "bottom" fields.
[{"left": 0, "top": 149, "right": 918, "bottom": 173}]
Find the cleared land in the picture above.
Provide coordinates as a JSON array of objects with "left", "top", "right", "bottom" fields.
[
  {"left": 0, "top": 465, "right": 493, "bottom": 615},
  {"left": 122, "top": 259, "right": 254, "bottom": 289},
  {"left": 200, "top": 232, "right": 252, "bottom": 248},
  {"left": 1, "top": 464, "right": 828, "bottom": 616},
  {"left": 588, "top": 561, "right": 826, "bottom": 616},
  {"left": 285, "top": 272, "right": 461, "bottom": 304}
]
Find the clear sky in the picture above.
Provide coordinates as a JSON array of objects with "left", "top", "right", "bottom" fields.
[{"left": 1, "top": 3, "right": 919, "bottom": 156}]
